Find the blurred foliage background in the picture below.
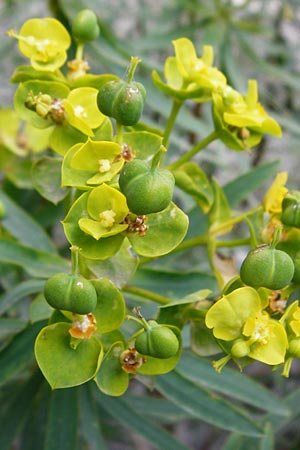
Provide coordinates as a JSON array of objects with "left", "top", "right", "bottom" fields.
[{"left": 1, "top": 0, "right": 300, "bottom": 449}]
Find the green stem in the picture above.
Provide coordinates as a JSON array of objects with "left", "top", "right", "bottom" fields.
[
  {"left": 151, "top": 145, "right": 167, "bottom": 169},
  {"left": 71, "top": 246, "right": 80, "bottom": 276},
  {"left": 126, "top": 315, "right": 144, "bottom": 327},
  {"left": 122, "top": 285, "right": 170, "bottom": 305},
  {"left": 167, "top": 130, "right": 220, "bottom": 170},
  {"left": 177, "top": 234, "right": 247, "bottom": 252},
  {"left": 216, "top": 237, "right": 251, "bottom": 248},
  {"left": 210, "top": 205, "right": 263, "bottom": 236},
  {"left": 114, "top": 121, "right": 123, "bottom": 144},
  {"left": 162, "top": 99, "right": 183, "bottom": 148},
  {"left": 213, "top": 354, "right": 232, "bottom": 373},
  {"left": 75, "top": 43, "right": 84, "bottom": 61},
  {"left": 270, "top": 226, "right": 282, "bottom": 249},
  {"left": 282, "top": 356, "right": 293, "bottom": 378},
  {"left": 126, "top": 56, "right": 141, "bottom": 83}
]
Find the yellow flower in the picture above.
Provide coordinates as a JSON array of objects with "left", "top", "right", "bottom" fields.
[
  {"left": 152, "top": 37, "right": 226, "bottom": 102},
  {"left": 170, "top": 38, "right": 227, "bottom": 91},
  {"left": 7, "top": 18, "right": 71, "bottom": 71},
  {"left": 263, "top": 172, "right": 288, "bottom": 215},
  {"left": 205, "top": 287, "right": 287, "bottom": 370},
  {"left": 212, "top": 80, "right": 282, "bottom": 150}
]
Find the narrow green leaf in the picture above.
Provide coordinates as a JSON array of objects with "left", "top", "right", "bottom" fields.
[
  {"left": 0, "top": 318, "right": 27, "bottom": 339},
  {"left": 29, "top": 293, "right": 53, "bottom": 323},
  {"left": 96, "top": 390, "right": 192, "bottom": 450},
  {"left": 208, "top": 178, "right": 232, "bottom": 235},
  {"left": 19, "top": 382, "right": 51, "bottom": 450},
  {"left": 238, "top": 30, "right": 300, "bottom": 92},
  {"left": 222, "top": 433, "right": 248, "bottom": 450},
  {"left": 0, "top": 239, "right": 69, "bottom": 278},
  {"left": 260, "top": 423, "right": 275, "bottom": 450},
  {"left": 224, "top": 160, "right": 280, "bottom": 207},
  {"left": 0, "top": 321, "right": 45, "bottom": 386},
  {"left": 44, "top": 388, "right": 78, "bottom": 450},
  {"left": 177, "top": 352, "right": 289, "bottom": 416},
  {"left": 79, "top": 384, "right": 110, "bottom": 450},
  {"left": 125, "top": 394, "right": 194, "bottom": 423},
  {"left": 264, "top": 386, "right": 300, "bottom": 432},
  {"left": 132, "top": 268, "right": 217, "bottom": 299},
  {"left": 0, "top": 370, "right": 44, "bottom": 450},
  {"left": 155, "top": 371, "right": 263, "bottom": 436},
  {"left": 0, "top": 278, "right": 45, "bottom": 315},
  {"left": 0, "top": 190, "right": 56, "bottom": 253}
]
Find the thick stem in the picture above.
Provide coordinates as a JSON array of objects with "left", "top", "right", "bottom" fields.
[
  {"left": 167, "top": 130, "right": 220, "bottom": 170},
  {"left": 122, "top": 285, "right": 170, "bottom": 305},
  {"left": 114, "top": 121, "right": 123, "bottom": 144},
  {"left": 75, "top": 43, "right": 84, "bottom": 61}
]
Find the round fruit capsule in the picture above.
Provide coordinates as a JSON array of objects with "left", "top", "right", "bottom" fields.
[
  {"left": 240, "top": 245, "right": 294, "bottom": 290},
  {"left": 135, "top": 323, "right": 179, "bottom": 359},
  {"left": 72, "top": 9, "right": 100, "bottom": 43},
  {"left": 292, "top": 252, "right": 300, "bottom": 284},
  {"left": 231, "top": 339, "right": 250, "bottom": 359},
  {"left": 97, "top": 79, "right": 146, "bottom": 126},
  {"left": 44, "top": 273, "right": 97, "bottom": 314},
  {"left": 119, "top": 159, "right": 175, "bottom": 215},
  {"left": 281, "top": 191, "right": 300, "bottom": 228}
]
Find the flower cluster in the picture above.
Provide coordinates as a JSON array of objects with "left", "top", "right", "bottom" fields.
[
  {"left": 153, "top": 38, "right": 281, "bottom": 150},
  {"left": 205, "top": 287, "right": 288, "bottom": 371}
]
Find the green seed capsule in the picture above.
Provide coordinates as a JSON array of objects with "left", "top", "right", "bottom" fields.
[
  {"left": 281, "top": 191, "right": 300, "bottom": 228},
  {"left": 231, "top": 339, "right": 250, "bottom": 359},
  {"left": 240, "top": 245, "right": 294, "bottom": 290},
  {"left": 292, "top": 252, "right": 300, "bottom": 284},
  {"left": 44, "top": 273, "right": 97, "bottom": 314},
  {"left": 135, "top": 323, "right": 179, "bottom": 359},
  {"left": 97, "top": 79, "right": 146, "bottom": 126},
  {"left": 72, "top": 9, "right": 100, "bottom": 43},
  {"left": 119, "top": 159, "right": 175, "bottom": 215}
]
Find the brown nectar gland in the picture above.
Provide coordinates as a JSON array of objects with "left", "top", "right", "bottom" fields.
[
  {"left": 120, "top": 347, "right": 146, "bottom": 374},
  {"left": 124, "top": 214, "right": 148, "bottom": 236}
]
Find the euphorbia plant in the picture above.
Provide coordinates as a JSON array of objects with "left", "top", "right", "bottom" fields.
[{"left": 2, "top": 7, "right": 300, "bottom": 448}]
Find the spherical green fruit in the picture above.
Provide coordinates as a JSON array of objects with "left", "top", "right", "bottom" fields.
[
  {"left": 72, "top": 9, "right": 100, "bottom": 43},
  {"left": 119, "top": 159, "right": 175, "bottom": 215},
  {"left": 44, "top": 273, "right": 97, "bottom": 314},
  {"left": 97, "top": 80, "right": 146, "bottom": 126},
  {"left": 240, "top": 245, "right": 294, "bottom": 290},
  {"left": 97, "top": 80, "right": 119, "bottom": 117},
  {"left": 281, "top": 191, "right": 300, "bottom": 228},
  {"left": 292, "top": 253, "right": 300, "bottom": 284},
  {"left": 231, "top": 339, "right": 250, "bottom": 359},
  {"left": 135, "top": 325, "right": 179, "bottom": 359}
]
